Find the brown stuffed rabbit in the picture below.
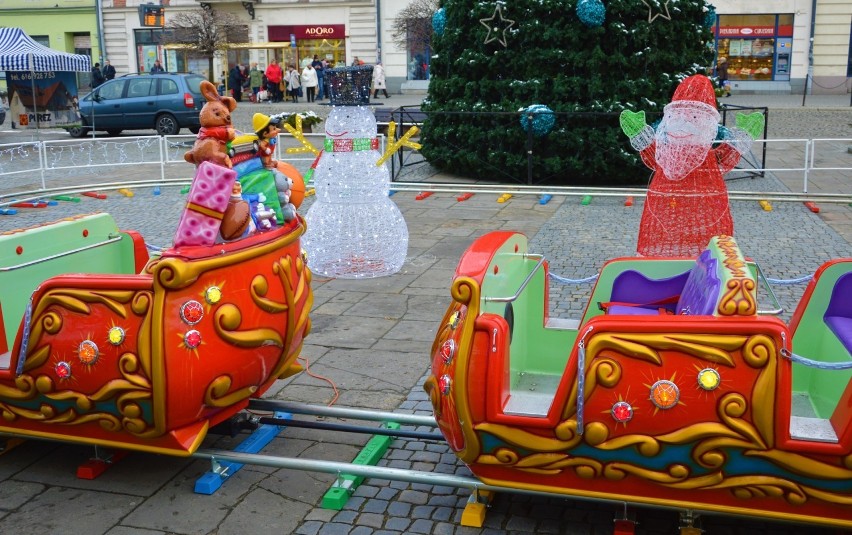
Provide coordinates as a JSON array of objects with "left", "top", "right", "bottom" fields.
[{"left": 184, "top": 80, "right": 237, "bottom": 168}]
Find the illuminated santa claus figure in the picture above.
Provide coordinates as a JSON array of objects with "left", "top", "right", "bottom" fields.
[{"left": 620, "top": 74, "right": 764, "bottom": 257}]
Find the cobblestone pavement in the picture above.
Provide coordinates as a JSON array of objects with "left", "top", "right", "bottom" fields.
[{"left": 0, "top": 95, "right": 851, "bottom": 534}]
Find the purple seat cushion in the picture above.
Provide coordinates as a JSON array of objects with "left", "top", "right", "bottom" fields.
[
  {"left": 825, "top": 316, "right": 852, "bottom": 354},
  {"left": 676, "top": 250, "right": 721, "bottom": 316},
  {"left": 609, "top": 269, "right": 690, "bottom": 314},
  {"left": 606, "top": 305, "right": 663, "bottom": 316},
  {"left": 823, "top": 273, "right": 852, "bottom": 352}
]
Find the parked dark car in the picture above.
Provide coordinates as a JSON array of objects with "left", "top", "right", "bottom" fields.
[{"left": 68, "top": 73, "right": 206, "bottom": 137}]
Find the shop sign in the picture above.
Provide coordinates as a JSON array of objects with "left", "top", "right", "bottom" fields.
[
  {"left": 717, "top": 24, "right": 793, "bottom": 38},
  {"left": 268, "top": 25, "right": 345, "bottom": 41}
]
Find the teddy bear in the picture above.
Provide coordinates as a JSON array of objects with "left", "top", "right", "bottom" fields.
[{"left": 185, "top": 80, "right": 237, "bottom": 168}]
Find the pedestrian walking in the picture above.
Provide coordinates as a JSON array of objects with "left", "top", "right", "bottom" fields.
[
  {"left": 372, "top": 61, "right": 390, "bottom": 99},
  {"left": 249, "top": 63, "right": 263, "bottom": 102},
  {"left": 102, "top": 60, "right": 116, "bottom": 80},
  {"left": 716, "top": 57, "right": 731, "bottom": 97},
  {"left": 265, "top": 59, "right": 284, "bottom": 103},
  {"left": 312, "top": 55, "right": 325, "bottom": 100},
  {"left": 91, "top": 63, "right": 105, "bottom": 88},
  {"left": 150, "top": 59, "right": 165, "bottom": 73},
  {"left": 229, "top": 64, "right": 245, "bottom": 102},
  {"left": 301, "top": 63, "right": 318, "bottom": 103}
]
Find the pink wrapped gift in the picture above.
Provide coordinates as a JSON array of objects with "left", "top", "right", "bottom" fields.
[{"left": 173, "top": 161, "right": 237, "bottom": 247}]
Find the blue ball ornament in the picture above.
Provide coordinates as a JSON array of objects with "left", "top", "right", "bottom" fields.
[
  {"left": 432, "top": 8, "right": 446, "bottom": 36},
  {"left": 520, "top": 104, "right": 556, "bottom": 137},
  {"left": 577, "top": 0, "right": 605, "bottom": 28},
  {"left": 704, "top": 5, "right": 717, "bottom": 29}
]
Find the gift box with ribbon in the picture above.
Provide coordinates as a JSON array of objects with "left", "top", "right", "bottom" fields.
[{"left": 173, "top": 161, "right": 237, "bottom": 247}]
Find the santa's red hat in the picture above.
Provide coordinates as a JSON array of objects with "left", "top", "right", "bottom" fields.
[
  {"left": 672, "top": 75, "right": 717, "bottom": 104},
  {"left": 665, "top": 74, "right": 719, "bottom": 119}
]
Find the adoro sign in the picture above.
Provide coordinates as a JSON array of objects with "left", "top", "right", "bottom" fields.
[{"left": 269, "top": 25, "right": 345, "bottom": 41}]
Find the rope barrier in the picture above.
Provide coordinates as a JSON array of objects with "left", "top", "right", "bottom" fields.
[
  {"left": 765, "top": 274, "right": 813, "bottom": 285},
  {"left": 548, "top": 271, "right": 813, "bottom": 286},
  {"left": 782, "top": 349, "right": 852, "bottom": 370},
  {"left": 549, "top": 272, "right": 599, "bottom": 284}
]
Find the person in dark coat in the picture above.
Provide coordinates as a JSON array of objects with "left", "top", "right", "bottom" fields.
[
  {"left": 91, "top": 63, "right": 105, "bottom": 88},
  {"left": 102, "top": 60, "right": 116, "bottom": 80},
  {"left": 229, "top": 64, "right": 245, "bottom": 102},
  {"left": 150, "top": 59, "right": 165, "bottom": 73}
]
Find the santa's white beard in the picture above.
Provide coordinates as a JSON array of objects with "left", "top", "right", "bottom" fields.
[
  {"left": 654, "top": 105, "right": 718, "bottom": 181},
  {"left": 655, "top": 139, "right": 711, "bottom": 181}
]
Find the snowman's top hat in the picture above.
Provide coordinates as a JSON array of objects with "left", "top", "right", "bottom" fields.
[{"left": 327, "top": 65, "right": 374, "bottom": 106}]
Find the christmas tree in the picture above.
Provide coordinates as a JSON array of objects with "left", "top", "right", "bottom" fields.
[{"left": 421, "top": 0, "right": 716, "bottom": 185}]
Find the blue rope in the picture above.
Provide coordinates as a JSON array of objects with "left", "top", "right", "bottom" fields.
[
  {"left": 549, "top": 272, "right": 599, "bottom": 284},
  {"left": 765, "top": 274, "right": 813, "bottom": 285},
  {"left": 784, "top": 350, "right": 852, "bottom": 370}
]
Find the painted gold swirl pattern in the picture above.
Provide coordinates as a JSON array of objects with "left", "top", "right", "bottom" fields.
[
  {"left": 150, "top": 219, "right": 305, "bottom": 291},
  {"left": 1, "top": 284, "right": 157, "bottom": 436},
  {"left": 204, "top": 376, "right": 258, "bottom": 408},
  {"left": 718, "top": 278, "right": 757, "bottom": 316},
  {"left": 448, "top": 276, "right": 482, "bottom": 464}
]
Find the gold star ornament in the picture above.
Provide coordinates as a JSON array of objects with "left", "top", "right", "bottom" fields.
[{"left": 480, "top": 3, "right": 515, "bottom": 47}]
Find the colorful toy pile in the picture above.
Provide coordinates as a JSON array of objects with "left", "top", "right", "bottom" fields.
[{"left": 0, "top": 83, "right": 312, "bottom": 456}]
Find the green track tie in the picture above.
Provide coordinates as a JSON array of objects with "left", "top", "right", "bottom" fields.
[{"left": 321, "top": 422, "right": 400, "bottom": 510}]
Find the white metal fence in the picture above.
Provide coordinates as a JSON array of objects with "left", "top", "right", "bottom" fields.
[{"left": 0, "top": 134, "right": 849, "bottom": 206}]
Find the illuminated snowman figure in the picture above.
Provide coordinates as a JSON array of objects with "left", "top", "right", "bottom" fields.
[{"left": 303, "top": 66, "right": 408, "bottom": 278}]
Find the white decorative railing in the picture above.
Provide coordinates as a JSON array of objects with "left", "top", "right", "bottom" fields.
[{"left": 0, "top": 135, "right": 849, "bottom": 206}]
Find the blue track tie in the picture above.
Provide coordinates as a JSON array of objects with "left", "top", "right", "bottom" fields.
[{"left": 194, "top": 411, "right": 291, "bottom": 495}]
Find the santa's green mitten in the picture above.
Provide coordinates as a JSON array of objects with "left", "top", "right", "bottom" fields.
[
  {"left": 619, "top": 110, "right": 647, "bottom": 139},
  {"left": 735, "top": 112, "right": 765, "bottom": 140}
]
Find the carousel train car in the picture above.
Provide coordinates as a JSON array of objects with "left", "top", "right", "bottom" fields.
[
  {"left": 426, "top": 231, "right": 852, "bottom": 529},
  {"left": 0, "top": 207, "right": 312, "bottom": 456}
]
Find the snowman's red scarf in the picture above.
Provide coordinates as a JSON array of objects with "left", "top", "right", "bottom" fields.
[{"left": 324, "top": 137, "right": 379, "bottom": 152}]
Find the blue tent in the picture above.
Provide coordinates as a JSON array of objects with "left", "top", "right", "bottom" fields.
[{"left": 0, "top": 27, "right": 90, "bottom": 72}]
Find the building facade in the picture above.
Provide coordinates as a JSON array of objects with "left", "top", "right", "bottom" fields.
[
  {"left": 3, "top": 1, "right": 850, "bottom": 95},
  {"left": 99, "top": 0, "right": 409, "bottom": 90},
  {"left": 0, "top": 0, "right": 103, "bottom": 89},
  {"left": 712, "top": 0, "right": 851, "bottom": 94}
]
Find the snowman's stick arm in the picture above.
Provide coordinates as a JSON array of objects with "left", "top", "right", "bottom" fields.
[
  {"left": 376, "top": 121, "right": 422, "bottom": 167},
  {"left": 283, "top": 115, "right": 320, "bottom": 156}
]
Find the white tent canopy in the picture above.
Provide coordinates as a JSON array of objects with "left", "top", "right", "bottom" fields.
[{"left": 0, "top": 27, "right": 90, "bottom": 72}]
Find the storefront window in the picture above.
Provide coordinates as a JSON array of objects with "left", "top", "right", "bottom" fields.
[
  {"left": 297, "top": 39, "right": 345, "bottom": 69},
  {"left": 406, "top": 18, "right": 431, "bottom": 80},
  {"left": 715, "top": 14, "right": 794, "bottom": 82},
  {"left": 268, "top": 25, "right": 345, "bottom": 71},
  {"left": 717, "top": 38, "right": 775, "bottom": 80},
  {"left": 135, "top": 29, "right": 165, "bottom": 73}
]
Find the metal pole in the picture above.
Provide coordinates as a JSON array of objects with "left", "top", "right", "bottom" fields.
[
  {"left": 248, "top": 399, "right": 438, "bottom": 427},
  {"left": 191, "top": 447, "right": 694, "bottom": 516},
  {"left": 159, "top": 135, "right": 166, "bottom": 182},
  {"left": 526, "top": 113, "right": 533, "bottom": 185},
  {"left": 95, "top": 0, "right": 106, "bottom": 65},
  {"left": 28, "top": 53, "right": 47, "bottom": 188}
]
